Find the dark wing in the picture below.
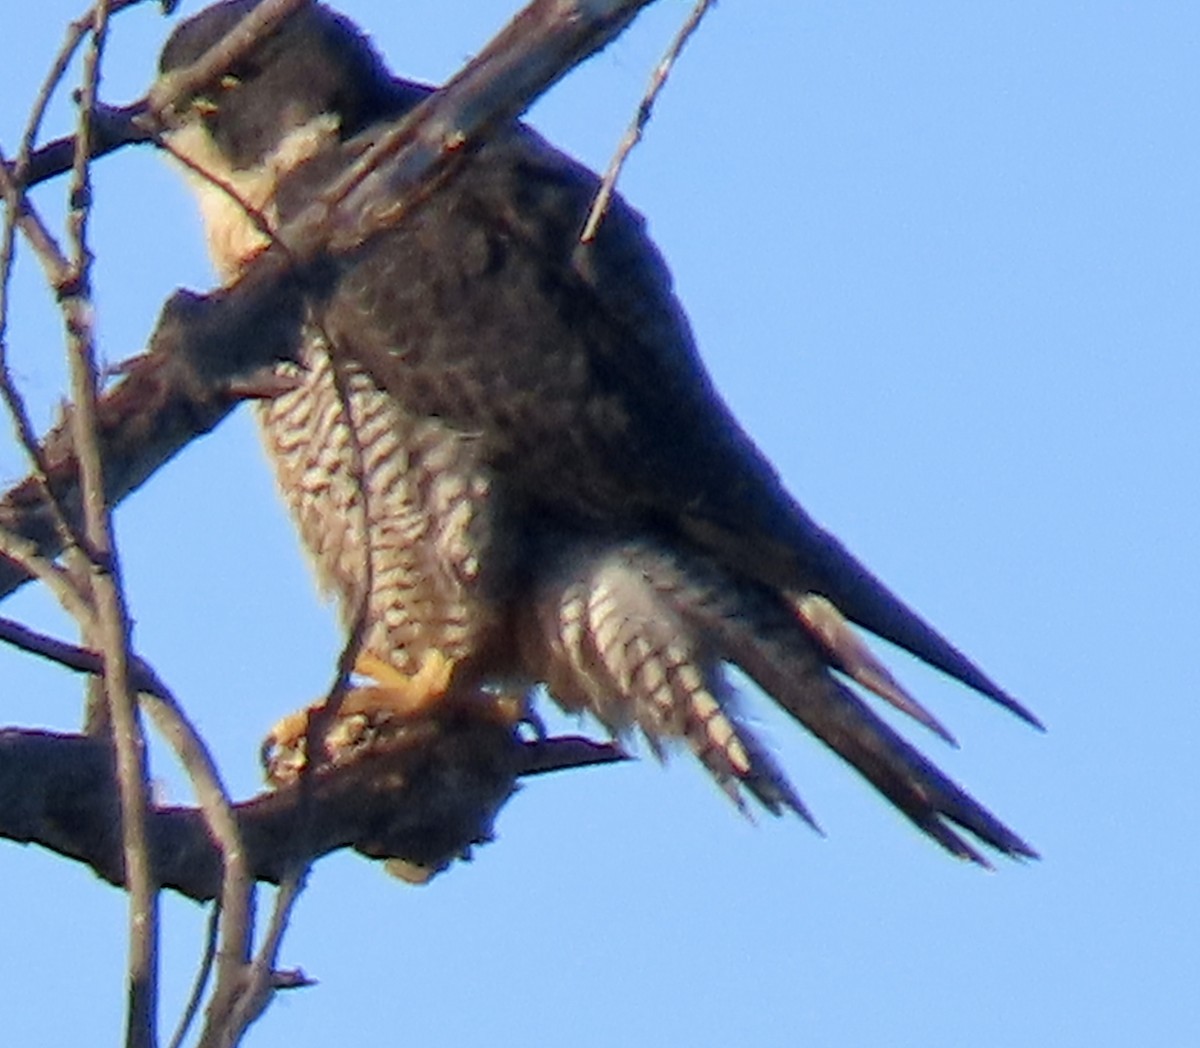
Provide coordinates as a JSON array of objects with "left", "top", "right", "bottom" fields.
[{"left": 311, "top": 115, "right": 1035, "bottom": 724}]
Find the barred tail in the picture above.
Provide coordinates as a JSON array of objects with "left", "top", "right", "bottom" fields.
[
  {"left": 521, "top": 539, "right": 1035, "bottom": 864},
  {"left": 683, "top": 572, "right": 1038, "bottom": 864}
]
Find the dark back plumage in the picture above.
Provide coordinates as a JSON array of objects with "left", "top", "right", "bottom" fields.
[{"left": 158, "top": 0, "right": 1039, "bottom": 863}]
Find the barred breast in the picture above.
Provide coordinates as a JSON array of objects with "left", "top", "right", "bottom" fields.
[{"left": 255, "top": 328, "right": 501, "bottom": 676}]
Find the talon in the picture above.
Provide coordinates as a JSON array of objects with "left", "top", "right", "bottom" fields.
[
  {"left": 261, "top": 707, "right": 313, "bottom": 785},
  {"left": 354, "top": 650, "right": 456, "bottom": 717},
  {"left": 263, "top": 651, "right": 462, "bottom": 787},
  {"left": 261, "top": 655, "right": 530, "bottom": 789}
]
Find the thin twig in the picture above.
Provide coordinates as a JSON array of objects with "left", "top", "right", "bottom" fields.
[
  {"left": 154, "top": 136, "right": 294, "bottom": 270},
  {"left": 167, "top": 902, "right": 220, "bottom": 1048},
  {"left": 581, "top": 0, "right": 716, "bottom": 242},
  {"left": 0, "top": 203, "right": 19, "bottom": 462},
  {"left": 0, "top": 145, "right": 74, "bottom": 290},
  {"left": 200, "top": 865, "right": 309, "bottom": 1048},
  {"left": 136, "top": 673, "right": 255, "bottom": 1048},
  {"left": 1, "top": 0, "right": 91, "bottom": 453},
  {"left": 153, "top": 16, "right": 370, "bottom": 1018},
  {"left": 0, "top": 6, "right": 129, "bottom": 568},
  {"left": 0, "top": 612, "right": 248, "bottom": 912},
  {"left": 1, "top": 87, "right": 95, "bottom": 579},
  {"left": 254, "top": 868, "right": 309, "bottom": 985},
  {"left": 313, "top": 0, "right": 648, "bottom": 255},
  {"left": 69, "top": 5, "right": 160, "bottom": 1046},
  {"left": 0, "top": 2, "right": 87, "bottom": 474},
  {"left": 147, "top": 0, "right": 311, "bottom": 118},
  {"left": 0, "top": 189, "right": 41, "bottom": 565},
  {"left": 18, "top": 7, "right": 89, "bottom": 163},
  {"left": 0, "top": 613, "right": 135, "bottom": 680},
  {"left": 0, "top": 524, "right": 94, "bottom": 626},
  {"left": 9, "top": 0, "right": 312, "bottom": 195},
  {"left": 0, "top": 597, "right": 257, "bottom": 1035},
  {"left": 0, "top": 320, "right": 91, "bottom": 566}
]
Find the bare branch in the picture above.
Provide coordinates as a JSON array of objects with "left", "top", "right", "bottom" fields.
[
  {"left": 18, "top": 4, "right": 89, "bottom": 164},
  {"left": 66, "top": 8, "right": 162, "bottom": 1044},
  {"left": 0, "top": 614, "right": 124, "bottom": 681},
  {"left": 0, "top": 519, "right": 93, "bottom": 624},
  {"left": 0, "top": 0, "right": 104, "bottom": 572},
  {"left": 0, "top": 617, "right": 258, "bottom": 1048},
  {"left": 0, "top": 0, "right": 669, "bottom": 607},
  {"left": 296, "top": 0, "right": 659, "bottom": 257},
  {"left": 581, "top": 0, "right": 717, "bottom": 242},
  {"left": 168, "top": 903, "right": 219, "bottom": 1048},
  {"left": 0, "top": 345, "right": 250, "bottom": 601},
  {"left": 0, "top": 144, "right": 75, "bottom": 291},
  {"left": 0, "top": 1, "right": 663, "bottom": 1044},
  {"left": 9, "top": 102, "right": 154, "bottom": 190},
  {"left": 0, "top": 723, "right": 624, "bottom": 901},
  {"left": 148, "top": 0, "right": 312, "bottom": 118},
  {"left": 138, "top": 684, "right": 253, "bottom": 1043},
  {"left": 201, "top": 865, "right": 309, "bottom": 1048}
]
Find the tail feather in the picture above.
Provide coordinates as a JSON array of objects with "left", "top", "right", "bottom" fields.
[
  {"left": 523, "top": 543, "right": 817, "bottom": 821},
  {"left": 696, "top": 584, "right": 1038, "bottom": 862},
  {"left": 788, "top": 676, "right": 1036, "bottom": 863},
  {"left": 792, "top": 592, "right": 956, "bottom": 745},
  {"left": 779, "top": 516, "right": 1043, "bottom": 729},
  {"left": 687, "top": 507, "right": 1041, "bottom": 728},
  {"left": 522, "top": 539, "right": 1034, "bottom": 863}
]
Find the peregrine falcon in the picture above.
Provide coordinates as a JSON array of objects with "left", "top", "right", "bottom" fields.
[{"left": 156, "top": 0, "right": 1038, "bottom": 863}]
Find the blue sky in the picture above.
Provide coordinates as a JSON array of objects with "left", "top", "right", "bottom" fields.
[{"left": 1, "top": 2, "right": 1197, "bottom": 1045}]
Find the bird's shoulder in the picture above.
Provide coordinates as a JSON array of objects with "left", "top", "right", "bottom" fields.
[{"left": 273, "top": 80, "right": 807, "bottom": 577}]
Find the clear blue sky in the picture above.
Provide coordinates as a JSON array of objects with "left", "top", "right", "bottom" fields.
[{"left": 1, "top": 2, "right": 1197, "bottom": 1045}]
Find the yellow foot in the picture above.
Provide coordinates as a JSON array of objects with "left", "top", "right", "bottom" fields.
[
  {"left": 355, "top": 650, "right": 535, "bottom": 731},
  {"left": 354, "top": 650, "right": 456, "bottom": 718},
  {"left": 260, "top": 685, "right": 431, "bottom": 787},
  {"left": 260, "top": 651, "right": 541, "bottom": 787},
  {"left": 261, "top": 651, "right": 457, "bottom": 786}
]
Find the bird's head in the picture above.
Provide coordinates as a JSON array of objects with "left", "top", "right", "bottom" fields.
[
  {"left": 157, "top": 0, "right": 399, "bottom": 172},
  {"left": 156, "top": 0, "right": 406, "bottom": 278}
]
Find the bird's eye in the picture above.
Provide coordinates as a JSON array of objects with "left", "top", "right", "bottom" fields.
[
  {"left": 192, "top": 95, "right": 219, "bottom": 116},
  {"left": 219, "top": 74, "right": 240, "bottom": 90}
]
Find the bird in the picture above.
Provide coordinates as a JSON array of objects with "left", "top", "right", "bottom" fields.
[{"left": 154, "top": 0, "right": 1038, "bottom": 864}]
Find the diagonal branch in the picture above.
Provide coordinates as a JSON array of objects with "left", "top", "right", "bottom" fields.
[
  {"left": 0, "top": 0, "right": 670, "bottom": 1042},
  {"left": 0, "top": 0, "right": 667, "bottom": 606},
  {"left": 0, "top": 722, "right": 623, "bottom": 901}
]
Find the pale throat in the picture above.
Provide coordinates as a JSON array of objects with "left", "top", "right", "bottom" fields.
[{"left": 163, "top": 113, "right": 341, "bottom": 282}]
